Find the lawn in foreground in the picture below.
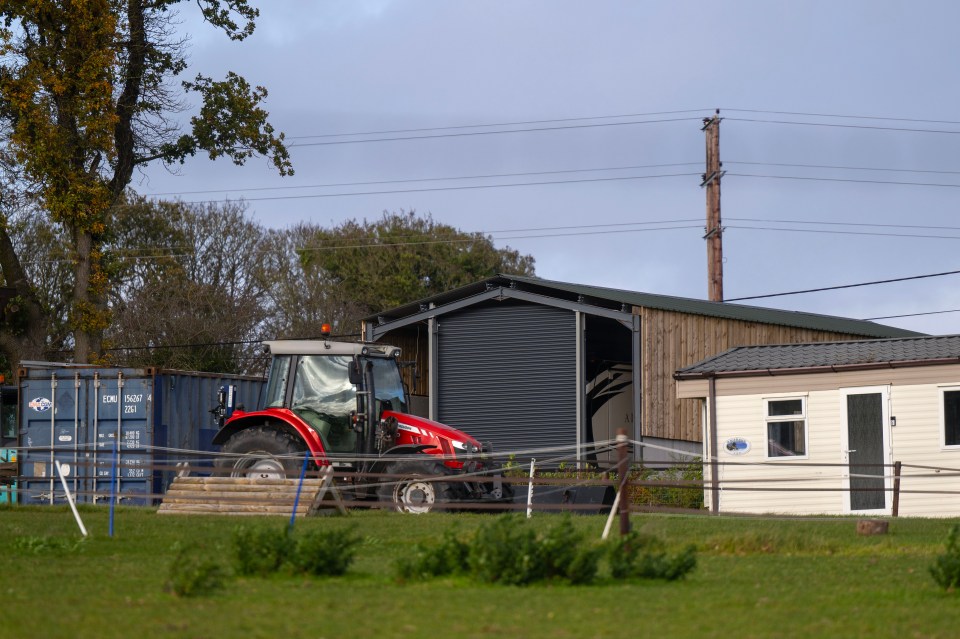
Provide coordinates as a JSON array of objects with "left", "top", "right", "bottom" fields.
[{"left": 3, "top": 505, "right": 959, "bottom": 639}]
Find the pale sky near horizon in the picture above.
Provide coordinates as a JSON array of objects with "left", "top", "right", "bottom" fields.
[{"left": 138, "top": 1, "right": 960, "bottom": 336}]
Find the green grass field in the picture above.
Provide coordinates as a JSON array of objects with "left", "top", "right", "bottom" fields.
[{"left": 4, "top": 505, "right": 960, "bottom": 639}]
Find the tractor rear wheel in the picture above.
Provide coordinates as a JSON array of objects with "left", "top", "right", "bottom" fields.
[
  {"left": 379, "top": 460, "right": 457, "bottom": 514},
  {"left": 216, "top": 426, "right": 306, "bottom": 479}
]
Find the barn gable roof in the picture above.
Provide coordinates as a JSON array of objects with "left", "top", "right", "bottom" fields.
[{"left": 365, "top": 274, "right": 922, "bottom": 340}]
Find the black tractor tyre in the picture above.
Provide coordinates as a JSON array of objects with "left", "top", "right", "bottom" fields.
[
  {"left": 216, "top": 425, "right": 307, "bottom": 479},
  {"left": 378, "top": 460, "right": 458, "bottom": 514}
]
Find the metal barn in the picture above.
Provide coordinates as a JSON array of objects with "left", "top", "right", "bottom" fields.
[{"left": 362, "top": 275, "right": 919, "bottom": 464}]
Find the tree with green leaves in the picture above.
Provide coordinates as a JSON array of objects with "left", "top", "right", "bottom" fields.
[
  {"left": 298, "top": 210, "right": 536, "bottom": 319},
  {"left": 0, "top": 0, "right": 291, "bottom": 364}
]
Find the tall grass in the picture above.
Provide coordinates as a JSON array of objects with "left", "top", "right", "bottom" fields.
[{"left": 3, "top": 505, "right": 960, "bottom": 639}]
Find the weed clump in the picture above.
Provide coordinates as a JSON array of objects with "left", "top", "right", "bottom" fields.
[
  {"left": 606, "top": 531, "right": 696, "bottom": 581},
  {"left": 233, "top": 526, "right": 295, "bottom": 576},
  {"left": 931, "top": 525, "right": 960, "bottom": 591},
  {"left": 289, "top": 527, "right": 359, "bottom": 576},
  {"left": 469, "top": 515, "right": 546, "bottom": 585},
  {"left": 12, "top": 535, "right": 85, "bottom": 555},
  {"left": 395, "top": 528, "right": 470, "bottom": 581},
  {"left": 232, "top": 525, "right": 361, "bottom": 578},
  {"left": 167, "top": 544, "right": 227, "bottom": 597}
]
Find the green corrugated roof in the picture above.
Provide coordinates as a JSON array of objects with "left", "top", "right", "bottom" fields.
[
  {"left": 503, "top": 275, "right": 921, "bottom": 338},
  {"left": 367, "top": 274, "right": 923, "bottom": 339}
]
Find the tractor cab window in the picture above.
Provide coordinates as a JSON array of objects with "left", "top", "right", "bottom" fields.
[
  {"left": 293, "top": 356, "right": 357, "bottom": 416},
  {"left": 264, "top": 356, "right": 292, "bottom": 408},
  {"left": 370, "top": 358, "right": 407, "bottom": 414},
  {"left": 292, "top": 356, "right": 358, "bottom": 453}
]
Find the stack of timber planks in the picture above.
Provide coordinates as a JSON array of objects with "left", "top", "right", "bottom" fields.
[{"left": 158, "top": 476, "right": 327, "bottom": 517}]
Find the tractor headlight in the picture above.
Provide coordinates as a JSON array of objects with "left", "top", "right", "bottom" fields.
[{"left": 452, "top": 440, "right": 480, "bottom": 455}]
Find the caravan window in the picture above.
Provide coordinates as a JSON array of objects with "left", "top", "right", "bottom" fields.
[
  {"left": 765, "top": 397, "right": 807, "bottom": 458},
  {"left": 942, "top": 389, "right": 960, "bottom": 447}
]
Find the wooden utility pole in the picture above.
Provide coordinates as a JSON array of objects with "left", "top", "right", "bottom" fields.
[{"left": 702, "top": 110, "right": 724, "bottom": 302}]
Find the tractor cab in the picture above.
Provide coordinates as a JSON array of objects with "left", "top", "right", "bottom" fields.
[{"left": 262, "top": 340, "right": 407, "bottom": 455}]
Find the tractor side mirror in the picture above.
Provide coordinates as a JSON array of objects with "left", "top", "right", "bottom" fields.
[{"left": 348, "top": 360, "right": 362, "bottom": 385}]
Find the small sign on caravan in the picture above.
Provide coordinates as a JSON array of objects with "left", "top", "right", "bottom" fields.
[{"left": 724, "top": 437, "right": 751, "bottom": 455}]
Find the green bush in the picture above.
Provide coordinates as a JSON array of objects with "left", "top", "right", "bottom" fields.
[
  {"left": 394, "top": 528, "right": 470, "bottom": 581},
  {"left": 607, "top": 531, "right": 664, "bottom": 579},
  {"left": 232, "top": 526, "right": 294, "bottom": 576},
  {"left": 931, "top": 525, "right": 960, "bottom": 591},
  {"left": 469, "top": 515, "right": 544, "bottom": 585},
  {"left": 397, "top": 516, "right": 602, "bottom": 585},
  {"left": 538, "top": 517, "right": 602, "bottom": 585},
  {"left": 607, "top": 531, "right": 696, "bottom": 581},
  {"left": 233, "top": 525, "right": 360, "bottom": 578},
  {"left": 289, "top": 527, "right": 359, "bottom": 576},
  {"left": 167, "top": 545, "right": 227, "bottom": 597},
  {"left": 635, "top": 545, "right": 697, "bottom": 581}
]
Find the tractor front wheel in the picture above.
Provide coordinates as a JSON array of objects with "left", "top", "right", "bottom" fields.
[
  {"left": 216, "top": 426, "right": 306, "bottom": 479},
  {"left": 379, "top": 460, "right": 456, "bottom": 514}
]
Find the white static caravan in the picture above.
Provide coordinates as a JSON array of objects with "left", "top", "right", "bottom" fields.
[{"left": 674, "top": 335, "right": 960, "bottom": 518}]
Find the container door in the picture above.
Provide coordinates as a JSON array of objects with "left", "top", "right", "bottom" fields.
[
  {"left": 841, "top": 386, "right": 891, "bottom": 514},
  {"left": 19, "top": 374, "right": 84, "bottom": 504},
  {"left": 93, "top": 375, "right": 153, "bottom": 504}
]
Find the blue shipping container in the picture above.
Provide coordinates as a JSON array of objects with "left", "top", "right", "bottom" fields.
[
  {"left": 0, "top": 447, "right": 15, "bottom": 503},
  {"left": 17, "top": 363, "right": 266, "bottom": 506}
]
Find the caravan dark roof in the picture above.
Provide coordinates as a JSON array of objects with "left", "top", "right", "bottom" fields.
[{"left": 675, "top": 334, "right": 960, "bottom": 379}]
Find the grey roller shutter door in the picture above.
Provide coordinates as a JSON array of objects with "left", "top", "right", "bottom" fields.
[{"left": 437, "top": 303, "right": 576, "bottom": 456}]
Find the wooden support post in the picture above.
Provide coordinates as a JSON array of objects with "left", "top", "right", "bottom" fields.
[
  {"left": 616, "top": 429, "right": 630, "bottom": 536},
  {"left": 892, "top": 461, "right": 902, "bottom": 517}
]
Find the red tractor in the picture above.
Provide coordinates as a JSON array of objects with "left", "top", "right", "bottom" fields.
[{"left": 212, "top": 337, "right": 511, "bottom": 513}]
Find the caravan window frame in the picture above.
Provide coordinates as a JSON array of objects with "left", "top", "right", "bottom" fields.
[{"left": 764, "top": 396, "right": 808, "bottom": 459}]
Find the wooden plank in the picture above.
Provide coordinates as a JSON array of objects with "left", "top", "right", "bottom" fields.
[{"left": 157, "top": 476, "right": 324, "bottom": 517}]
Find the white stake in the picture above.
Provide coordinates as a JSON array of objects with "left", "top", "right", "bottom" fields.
[
  {"left": 526, "top": 458, "right": 536, "bottom": 518},
  {"left": 55, "top": 461, "right": 88, "bottom": 537},
  {"left": 601, "top": 487, "right": 622, "bottom": 540}
]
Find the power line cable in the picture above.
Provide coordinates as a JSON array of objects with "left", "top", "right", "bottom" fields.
[
  {"left": 726, "top": 160, "right": 960, "bottom": 177},
  {"left": 288, "top": 109, "right": 711, "bottom": 140},
  {"left": 28, "top": 216, "right": 960, "bottom": 266},
  {"left": 727, "top": 217, "right": 960, "bottom": 233},
  {"left": 726, "top": 117, "right": 960, "bottom": 136},
  {"left": 726, "top": 224, "right": 960, "bottom": 241},
  {"left": 145, "top": 162, "right": 703, "bottom": 197},
  {"left": 285, "top": 117, "right": 702, "bottom": 148},
  {"left": 279, "top": 107, "right": 960, "bottom": 142},
  {"left": 296, "top": 224, "right": 704, "bottom": 251},
  {"left": 727, "top": 269, "right": 960, "bottom": 302},
  {"left": 863, "top": 308, "right": 960, "bottom": 321},
  {"left": 21, "top": 219, "right": 706, "bottom": 265},
  {"left": 728, "top": 172, "right": 960, "bottom": 189},
  {"left": 140, "top": 160, "right": 960, "bottom": 200},
  {"left": 174, "top": 171, "right": 702, "bottom": 204},
  {"left": 722, "top": 108, "right": 960, "bottom": 127}
]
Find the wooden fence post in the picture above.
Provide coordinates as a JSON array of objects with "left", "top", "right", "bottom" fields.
[
  {"left": 892, "top": 461, "right": 902, "bottom": 517},
  {"left": 616, "top": 428, "right": 630, "bottom": 537}
]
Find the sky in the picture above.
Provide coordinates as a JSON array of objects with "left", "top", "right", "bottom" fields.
[{"left": 137, "top": 0, "right": 960, "bottom": 336}]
